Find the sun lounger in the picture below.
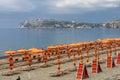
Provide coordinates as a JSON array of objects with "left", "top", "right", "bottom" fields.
[
  {"left": 2, "top": 69, "right": 21, "bottom": 76},
  {"left": 49, "top": 71, "right": 63, "bottom": 77},
  {"left": 40, "top": 63, "right": 52, "bottom": 68},
  {"left": 21, "top": 66, "right": 35, "bottom": 71}
]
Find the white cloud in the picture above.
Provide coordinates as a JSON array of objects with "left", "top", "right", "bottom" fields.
[
  {"left": 0, "top": 0, "right": 119, "bottom": 13},
  {"left": 50, "top": 0, "right": 120, "bottom": 13},
  {"left": 0, "top": 0, "right": 35, "bottom": 12},
  {"left": 55, "top": 0, "right": 120, "bottom": 8}
]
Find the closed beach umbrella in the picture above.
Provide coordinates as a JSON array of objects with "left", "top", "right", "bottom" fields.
[{"left": 4, "top": 50, "right": 16, "bottom": 70}]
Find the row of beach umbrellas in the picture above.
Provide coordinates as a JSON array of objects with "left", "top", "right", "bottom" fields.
[{"left": 3, "top": 38, "right": 120, "bottom": 73}]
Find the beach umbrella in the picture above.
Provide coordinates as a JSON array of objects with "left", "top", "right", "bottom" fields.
[
  {"left": 48, "top": 45, "right": 57, "bottom": 55},
  {"left": 47, "top": 45, "right": 57, "bottom": 50},
  {"left": 28, "top": 48, "right": 39, "bottom": 59},
  {"left": 4, "top": 50, "right": 16, "bottom": 55},
  {"left": 28, "top": 48, "right": 38, "bottom": 52},
  {"left": 31, "top": 49, "right": 44, "bottom": 62},
  {"left": 4, "top": 50, "right": 16, "bottom": 70},
  {"left": 31, "top": 49, "right": 44, "bottom": 54},
  {"left": 62, "top": 44, "right": 69, "bottom": 48},
  {"left": 17, "top": 48, "right": 29, "bottom": 61},
  {"left": 69, "top": 43, "right": 79, "bottom": 48}
]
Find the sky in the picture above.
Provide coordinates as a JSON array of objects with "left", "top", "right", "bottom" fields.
[{"left": 0, "top": 0, "right": 120, "bottom": 28}]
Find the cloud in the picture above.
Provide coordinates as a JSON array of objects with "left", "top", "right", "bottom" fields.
[
  {"left": 49, "top": 0, "right": 120, "bottom": 13},
  {"left": 0, "top": 0, "right": 35, "bottom": 12},
  {"left": 0, "top": 0, "right": 119, "bottom": 13},
  {"left": 55, "top": 0, "right": 120, "bottom": 8}
]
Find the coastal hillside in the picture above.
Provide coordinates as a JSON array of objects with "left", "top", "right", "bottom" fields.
[
  {"left": 19, "top": 19, "right": 101, "bottom": 29},
  {"left": 102, "top": 19, "right": 120, "bottom": 28},
  {"left": 19, "top": 19, "right": 120, "bottom": 29}
]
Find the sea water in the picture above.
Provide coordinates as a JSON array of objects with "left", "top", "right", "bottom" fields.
[{"left": 0, "top": 28, "right": 120, "bottom": 55}]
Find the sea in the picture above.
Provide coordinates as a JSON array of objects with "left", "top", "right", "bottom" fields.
[{"left": 0, "top": 28, "right": 120, "bottom": 56}]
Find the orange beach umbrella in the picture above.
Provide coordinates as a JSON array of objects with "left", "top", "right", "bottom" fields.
[
  {"left": 47, "top": 46, "right": 57, "bottom": 50},
  {"left": 28, "top": 48, "right": 38, "bottom": 52},
  {"left": 4, "top": 50, "right": 16, "bottom": 70},
  {"left": 31, "top": 49, "right": 44, "bottom": 54},
  {"left": 4, "top": 50, "right": 16, "bottom": 55},
  {"left": 17, "top": 48, "right": 29, "bottom": 61},
  {"left": 17, "top": 48, "right": 29, "bottom": 54}
]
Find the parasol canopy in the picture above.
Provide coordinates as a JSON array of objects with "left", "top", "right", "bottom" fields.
[
  {"left": 4, "top": 50, "right": 16, "bottom": 55},
  {"left": 47, "top": 45, "right": 57, "bottom": 50},
  {"left": 31, "top": 49, "right": 45, "bottom": 54},
  {"left": 17, "top": 48, "right": 29, "bottom": 54}
]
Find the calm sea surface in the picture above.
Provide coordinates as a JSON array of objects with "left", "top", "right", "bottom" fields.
[{"left": 0, "top": 28, "right": 120, "bottom": 55}]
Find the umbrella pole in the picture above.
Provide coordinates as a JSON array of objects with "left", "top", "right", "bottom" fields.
[
  {"left": 9, "top": 55, "right": 14, "bottom": 71},
  {"left": 57, "top": 59, "right": 60, "bottom": 73},
  {"left": 37, "top": 55, "right": 41, "bottom": 62},
  {"left": 43, "top": 51, "right": 47, "bottom": 64},
  {"left": 57, "top": 48, "right": 61, "bottom": 73},
  {"left": 28, "top": 54, "right": 32, "bottom": 68},
  {"left": 73, "top": 53, "right": 76, "bottom": 68},
  {"left": 66, "top": 46, "right": 70, "bottom": 59},
  {"left": 86, "top": 50, "right": 89, "bottom": 62}
]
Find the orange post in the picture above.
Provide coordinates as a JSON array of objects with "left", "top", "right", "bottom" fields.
[
  {"left": 76, "top": 63, "right": 89, "bottom": 80},
  {"left": 106, "top": 56, "right": 115, "bottom": 68},
  {"left": 92, "top": 59, "right": 102, "bottom": 74},
  {"left": 116, "top": 53, "right": 120, "bottom": 64}
]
